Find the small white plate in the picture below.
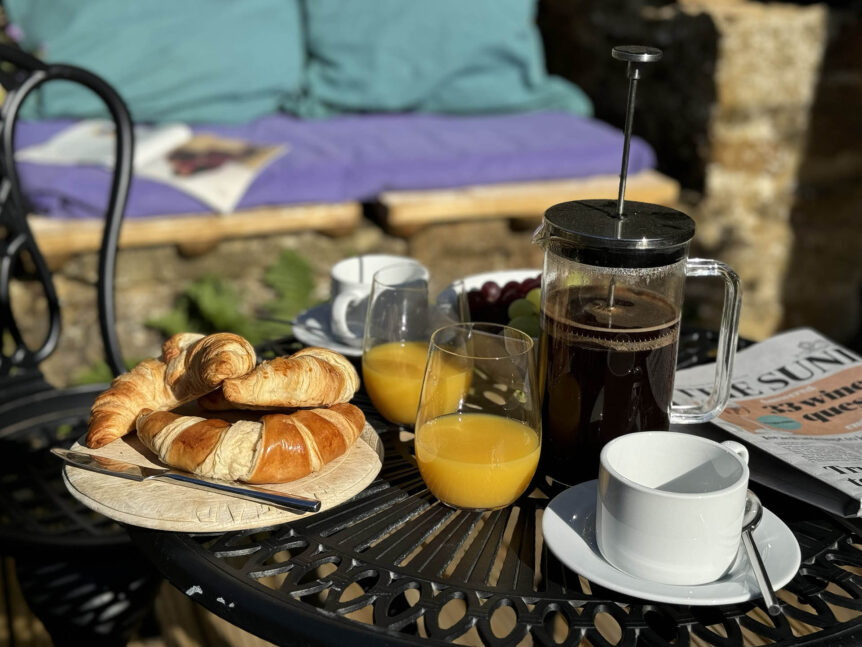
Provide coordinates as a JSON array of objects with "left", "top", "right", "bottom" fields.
[
  {"left": 440, "top": 268, "right": 542, "bottom": 319},
  {"left": 292, "top": 302, "right": 362, "bottom": 358},
  {"left": 542, "top": 480, "right": 801, "bottom": 606}
]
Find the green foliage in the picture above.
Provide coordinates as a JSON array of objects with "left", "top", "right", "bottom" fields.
[
  {"left": 55, "top": 423, "right": 75, "bottom": 440},
  {"left": 259, "top": 247, "right": 316, "bottom": 322},
  {"left": 146, "top": 249, "right": 317, "bottom": 346},
  {"left": 147, "top": 275, "right": 258, "bottom": 340},
  {"left": 70, "top": 357, "right": 145, "bottom": 386}
]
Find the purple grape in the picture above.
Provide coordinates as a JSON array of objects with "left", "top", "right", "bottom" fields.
[
  {"left": 522, "top": 276, "right": 542, "bottom": 292},
  {"left": 470, "top": 305, "right": 488, "bottom": 322},
  {"left": 481, "top": 281, "right": 501, "bottom": 303},
  {"left": 488, "top": 302, "right": 508, "bottom": 325},
  {"left": 499, "top": 281, "right": 521, "bottom": 306},
  {"left": 467, "top": 290, "right": 486, "bottom": 320}
]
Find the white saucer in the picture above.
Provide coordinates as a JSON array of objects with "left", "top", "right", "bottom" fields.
[
  {"left": 292, "top": 302, "right": 362, "bottom": 357},
  {"left": 542, "top": 480, "right": 801, "bottom": 606}
]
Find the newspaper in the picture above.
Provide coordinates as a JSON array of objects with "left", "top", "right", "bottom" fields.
[
  {"left": 17, "top": 119, "right": 287, "bottom": 214},
  {"left": 674, "top": 327, "right": 862, "bottom": 518}
]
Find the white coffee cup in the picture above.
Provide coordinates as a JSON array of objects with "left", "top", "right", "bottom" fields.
[
  {"left": 596, "top": 431, "right": 750, "bottom": 585},
  {"left": 330, "top": 255, "right": 427, "bottom": 346}
]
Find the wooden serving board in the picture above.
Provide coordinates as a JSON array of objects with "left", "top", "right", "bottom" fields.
[{"left": 62, "top": 423, "right": 383, "bottom": 532}]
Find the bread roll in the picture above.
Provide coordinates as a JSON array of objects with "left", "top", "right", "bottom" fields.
[{"left": 136, "top": 403, "right": 366, "bottom": 484}]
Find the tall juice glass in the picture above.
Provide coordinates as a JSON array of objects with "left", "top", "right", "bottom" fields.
[
  {"left": 361, "top": 263, "right": 466, "bottom": 425},
  {"left": 415, "top": 323, "right": 541, "bottom": 510}
]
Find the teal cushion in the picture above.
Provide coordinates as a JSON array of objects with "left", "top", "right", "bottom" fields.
[
  {"left": 284, "top": 0, "right": 591, "bottom": 118},
  {"left": 5, "top": 0, "right": 304, "bottom": 123}
]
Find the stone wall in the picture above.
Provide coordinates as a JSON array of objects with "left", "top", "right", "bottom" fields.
[
  {"left": 694, "top": 1, "right": 827, "bottom": 340},
  {"left": 540, "top": 0, "right": 861, "bottom": 345},
  {"left": 782, "top": 6, "right": 862, "bottom": 343}
]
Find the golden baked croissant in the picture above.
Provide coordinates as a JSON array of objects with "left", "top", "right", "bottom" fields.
[
  {"left": 198, "top": 346, "right": 359, "bottom": 410},
  {"left": 136, "top": 403, "right": 366, "bottom": 484},
  {"left": 86, "top": 332, "right": 256, "bottom": 449}
]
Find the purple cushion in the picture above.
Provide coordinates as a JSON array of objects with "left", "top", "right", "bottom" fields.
[{"left": 15, "top": 112, "right": 655, "bottom": 219}]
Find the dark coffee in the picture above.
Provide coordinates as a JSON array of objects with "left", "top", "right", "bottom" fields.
[{"left": 539, "top": 285, "right": 680, "bottom": 484}]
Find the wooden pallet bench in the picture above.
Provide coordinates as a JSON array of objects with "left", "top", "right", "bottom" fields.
[{"left": 26, "top": 168, "right": 680, "bottom": 257}]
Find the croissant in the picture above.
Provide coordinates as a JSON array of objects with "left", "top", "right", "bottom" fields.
[
  {"left": 198, "top": 346, "right": 359, "bottom": 411},
  {"left": 86, "top": 332, "right": 256, "bottom": 449},
  {"left": 136, "top": 403, "right": 366, "bottom": 484}
]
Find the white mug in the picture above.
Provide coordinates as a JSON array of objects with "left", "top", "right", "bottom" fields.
[
  {"left": 596, "top": 431, "right": 750, "bottom": 585},
  {"left": 330, "top": 255, "right": 426, "bottom": 346}
]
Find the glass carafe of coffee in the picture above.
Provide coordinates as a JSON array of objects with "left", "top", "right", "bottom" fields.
[{"left": 533, "top": 200, "right": 741, "bottom": 484}]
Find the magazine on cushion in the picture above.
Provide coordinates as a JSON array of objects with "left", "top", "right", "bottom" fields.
[
  {"left": 674, "top": 328, "right": 862, "bottom": 518},
  {"left": 16, "top": 119, "right": 288, "bottom": 214}
]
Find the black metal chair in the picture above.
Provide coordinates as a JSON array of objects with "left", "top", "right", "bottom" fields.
[{"left": 0, "top": 44, "right": 162, "bottom": 646}]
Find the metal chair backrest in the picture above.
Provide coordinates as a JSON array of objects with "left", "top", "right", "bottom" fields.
[{"left": 0, "top": 44, "right": 134, "bottom": 384}]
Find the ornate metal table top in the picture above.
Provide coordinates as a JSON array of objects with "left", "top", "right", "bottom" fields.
[
  {"left": 0, "top": 383, "right": 128, "bottom": 552},
  {"left": 126, "top": 331, "right": 862, "bottom": 647}
]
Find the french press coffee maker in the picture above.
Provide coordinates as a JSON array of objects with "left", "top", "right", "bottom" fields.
[{"left": 533, "top": 46, "right": 742, "bottom": 484}]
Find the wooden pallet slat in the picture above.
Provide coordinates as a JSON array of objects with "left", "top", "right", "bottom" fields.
[
  {"left": 376, "top": 169, "right": 681, "bottom": 230},
  {"left": 28, "top": 202, "right": 363, "bottom": 258}
]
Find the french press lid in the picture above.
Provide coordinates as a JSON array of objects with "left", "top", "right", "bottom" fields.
[
  {"left": 540, "top": 198, "right": 695, "bottom": 268},
  {"left": 537, "top": 45, "right": 695, "bottom": 269}
]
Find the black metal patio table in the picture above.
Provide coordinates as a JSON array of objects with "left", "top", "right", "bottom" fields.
[{"left": 127, "top": 331, "right": 862, "bottom": 647}]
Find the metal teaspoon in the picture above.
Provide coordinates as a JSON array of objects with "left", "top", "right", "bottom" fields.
[{"left": 742, "top": 490, "right": 781, "bottom": 616}]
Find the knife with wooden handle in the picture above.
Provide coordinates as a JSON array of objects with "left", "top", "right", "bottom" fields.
[{"left": 52, "top": 448, "right": 321, "bottom": 513}]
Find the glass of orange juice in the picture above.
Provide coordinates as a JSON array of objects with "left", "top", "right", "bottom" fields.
[
  {"left": 361, "top": 263, "right": 466, "bottom": 425},
  {"left": 415, "top": 323, "right": 541, "bottom": 510}
]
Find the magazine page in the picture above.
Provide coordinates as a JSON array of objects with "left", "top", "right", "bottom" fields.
[
  {"left": 16, "top": 119, "right": 287, "bottom": 214},
  {"left": 16, "top": 119, "right": 192, "bottom": 168},
  {"left": 674, "top": 328, "right": 862, "bottom": 517},
  {"left": 136, "top": 133, "right": 286, "bottom": 214}
]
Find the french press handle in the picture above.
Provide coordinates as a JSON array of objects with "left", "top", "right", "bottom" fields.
[{"left": 670, "top": 258, "right": 743, "bottom": 424}]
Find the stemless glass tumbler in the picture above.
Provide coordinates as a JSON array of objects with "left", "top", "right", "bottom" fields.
[
  {"left": 361, "top": 262, "right": 465, "bottom": 425},
  {"left": 415, "top": 323, "right": 541, "bottom": 510}
]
